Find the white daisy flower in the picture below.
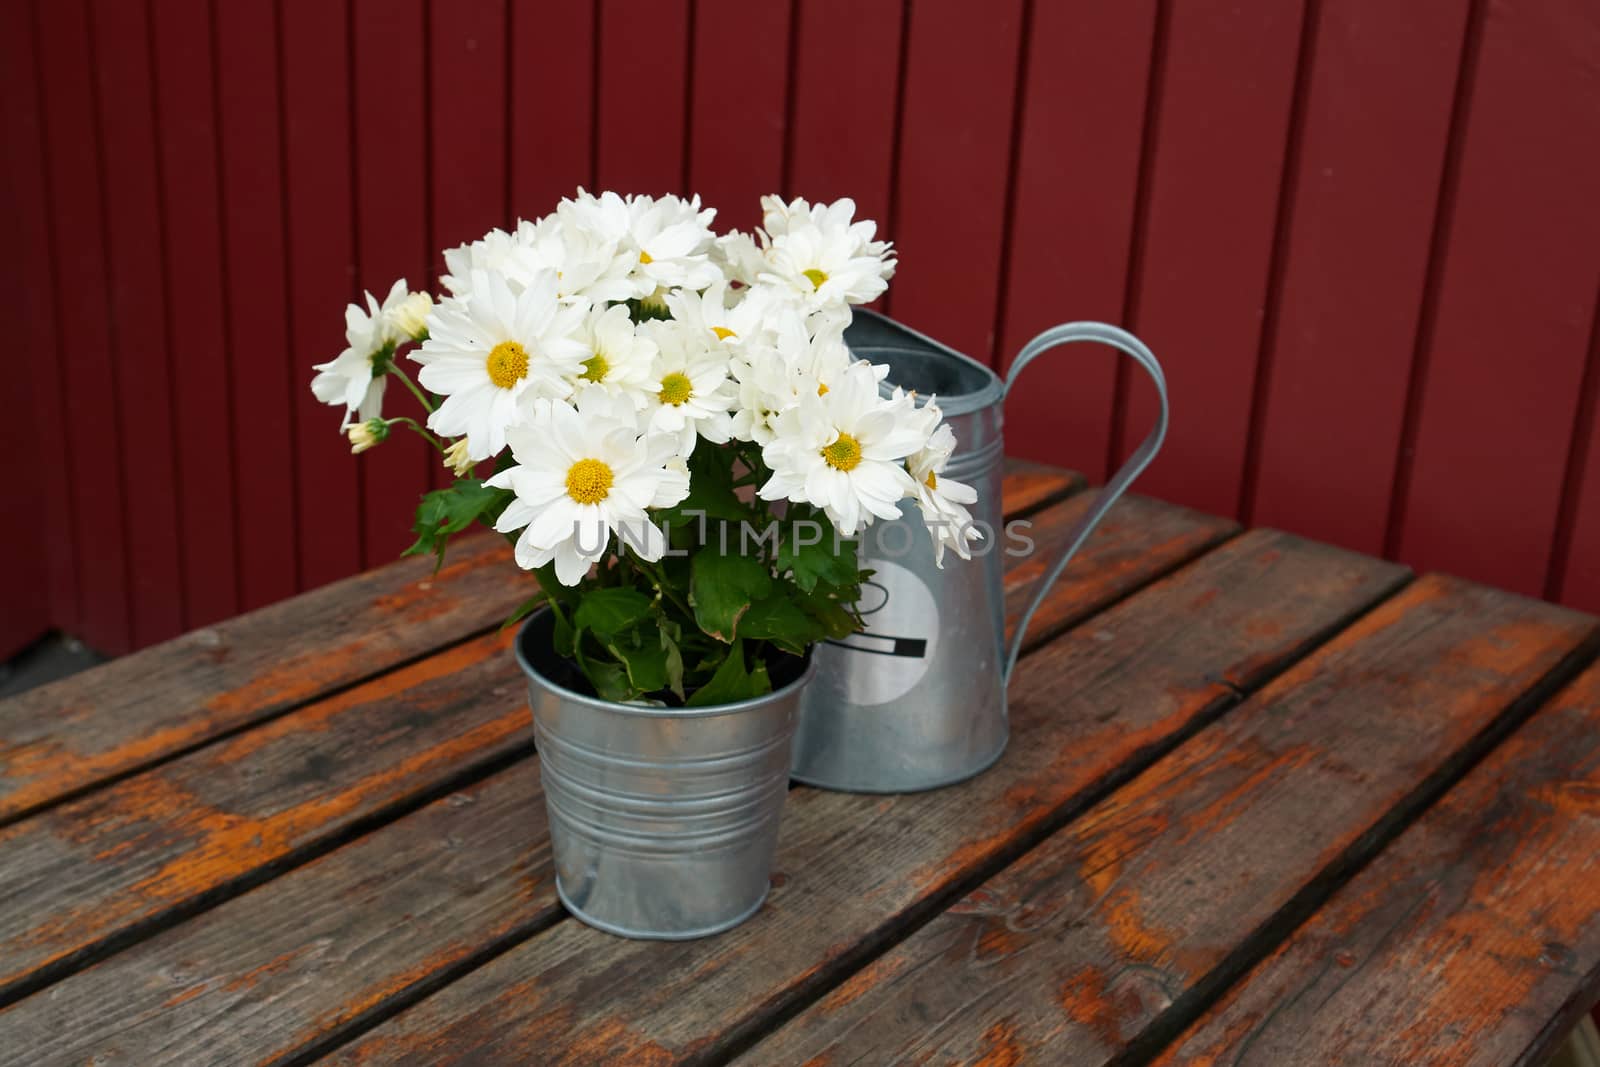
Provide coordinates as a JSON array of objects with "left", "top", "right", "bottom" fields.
[
  {"left": 442, "top": 438, "right": 474, "bottom": 478},
  {"left": 758, "top": 360, "right": 923, "bottom": 535},
  {"left": 727, "top": 342, "right": 793, "bottom": 445},
  {"left": 638, "top": 320, "right": 736, "bottom": 455},
  {"left": 440, "top": 227, "right": 534, "bottom": 298},
  {"left": 517, "top": 213, "right": 636, "bottom": 304},
  {"left": 413, "top": 268, "right": 588, "bottom": 461},
  {"left": 762, "top": 224, "right": 896, "bottom": 312},
  {"left": 388, "top": 289, "right": 434, "bottom": 340},
  {"left": 666, "top": 280, "right": 787, "bottom": 350},
  {"left": 560, "top": 189, "right": 720, "bottom": 296},
  {"left": 571, "top": 303, "right": 657, "bottom": 402},
  {"left": 711, "top": 229, "right": 770, "bottom": 288},
  {"left": 487, "top": 391, "right": 690, "bottom": 586},
  {"left": 906, "top": 421, "right": 981, "bottom": 565},
  {"left": 310, "top": 278, "right": 410, "bottom": 429}
]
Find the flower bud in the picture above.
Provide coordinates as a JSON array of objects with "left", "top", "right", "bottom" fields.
[
  {"left": 390, "top": 290, "right": 433, "bottom": 341},
  {"left": 443, "top": 438, "right": 474, "bottom": 477},
  {"left": 348, "top": 418, "right": 389, "bottom": 454}
]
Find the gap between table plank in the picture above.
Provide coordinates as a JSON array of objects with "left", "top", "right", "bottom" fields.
[
  {"left": 0, "top": 489, "right": 1222, "bottom": 1062},
  {"left": 736, "top": 579, "right": 1600, "bottom": 1066},
  {"left": 323, "top": 532, "right": 1410, "bottom": 1066},
  {"left": 1152, "top": 661, "right": 1600, "bottom": 1067},
  {"left": 0, "top": 467, "right": 1100, "bottom": 1018},
  {"left": 0, "top": 532, "right": 527, "bottom": 828}
]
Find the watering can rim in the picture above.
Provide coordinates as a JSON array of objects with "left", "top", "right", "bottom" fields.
[{"left": 847, "top": 308, "right": 1005, "bottom": 418}]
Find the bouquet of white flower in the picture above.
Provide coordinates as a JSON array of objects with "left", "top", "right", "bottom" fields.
[{"left": 311, "top": 191, "right": 981, "bottom": 706}]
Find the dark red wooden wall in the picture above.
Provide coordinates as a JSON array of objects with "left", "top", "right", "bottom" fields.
[{"left": 4, "top": 0, "right": 1598, "bottom": 657}]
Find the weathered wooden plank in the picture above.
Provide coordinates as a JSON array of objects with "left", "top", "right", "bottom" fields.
[
  {"left": 328, "top": 532, "right": 1409, "bottom": 1065},
  {"left": 0, "top": 469, "right": 1145, "bottom": 1060},
  {"left": 1005, "top": 493, "right": 1236, "bottom": 652},
  {"left": 0, "top": 533, "right": 528, "bottom": 826},
  {"left": 0, "top": 762, "right": 557, "bottom": 1067},
  {"left": 742, "top": 577, "right": 1597, "bottom": 1066},
  {"left": 1156, "top": 661, "right": 1600, "bottom": 1067},
  {"left": 0, "top": 627, "right": 529, "bottom": 1006},
  {"left": 998, "top": 458, "right": 1087, "bottom": 518}
]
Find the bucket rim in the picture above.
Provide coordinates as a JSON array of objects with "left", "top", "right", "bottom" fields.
[
  {"left": 515, "top": 607, "right": 816, "bottom": 719},
  {"left": 848, "top": 307, "right": 1005, "bottom": 417}
]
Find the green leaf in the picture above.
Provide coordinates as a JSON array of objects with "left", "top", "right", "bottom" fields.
[
  {"left": 403, "top": 478, "right": 515, "bottom": 568},
  {"left": 775, "top": 507, "right": 862, "bottom": 593},
  {"left": 573, "top": 587, "right": 652, "bottom": 636},
  {"left": 660, "top": 624, "right": 686, "bottom": 701},
  {"left": 740, "top": 594, "right": 823, "bottom": 655},
  {"left": 659, "top": 445, "right": 748, "bottom": 526},
  {"left": 685, "top": 641, "right": 772, "bottom": 706},
  {"left": 793, "top": 582, "right": 863, "bottom": 641},
  {"left": 605, "top": 635, "right": 669, "bottom": 694},
  {"left": 499, "top": 595, "right": 546, "bottom": 632},
  {"left": 572, "top": 628, "right": 632, "bottom": 702},
  {"left": 690, "top": 545, "right": 773, "bottom": 643}
]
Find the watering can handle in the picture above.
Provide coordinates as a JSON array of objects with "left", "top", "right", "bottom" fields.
[{"left": 1001, "top": 322, "right": 1169, "bottom": 683}]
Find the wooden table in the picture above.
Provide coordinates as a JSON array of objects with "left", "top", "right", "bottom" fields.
[{"left": 3, "top": 460, "right": 1598, "bottom": 1066}]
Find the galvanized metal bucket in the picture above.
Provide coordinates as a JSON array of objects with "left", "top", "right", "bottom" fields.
[
  {"left": 516, "top": 610, "right": 814, "bottom": 939},
  {"left": 790, "top": 310, "right": 1169, "bottom": 793}
]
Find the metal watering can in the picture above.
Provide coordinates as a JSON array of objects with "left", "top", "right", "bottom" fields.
[{"left": 790, "top": 310, "right": 1169, "bottom": 793}]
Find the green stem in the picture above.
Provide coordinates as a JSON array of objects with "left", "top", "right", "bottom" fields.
[
  {"left": 630, "top": 550, "right": 693, "bottom": 618},
  {"left": 388, "top": 361, "right": 436, "bottom": 415},
  {"left": 385, "top": 416, "right": 445, "bottom": 452}
]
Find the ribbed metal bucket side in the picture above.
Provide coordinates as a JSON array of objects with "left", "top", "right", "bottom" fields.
[{"left": 517, "top": 611, "right": 814, "bottom": 940}]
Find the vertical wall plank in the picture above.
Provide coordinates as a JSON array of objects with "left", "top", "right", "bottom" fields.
[
  {"left": 594, "top": 0, "right": 689, "bottom": 196},
  {"left": 507, "top": 0, "right": 594, "bottom": 219},
  {"left": 786, "top": 0, "right": 904, "bottom": 237},
  {"left": 89, "top": 0, "right": 185, "bottom": 647},
  {"left": 354, "top": 0, "right": 431, "bottom": 564},
  {"left": 1246, "top": 0, "right": 1470, "bottom": 554},
  {"left": 997, "top": 0, "right": 1156, "bottom": 480},
  {"left": 887, "top": 0, "right": 1026, "bottom": 364},
  {"left": 36, "top": 0, "right": 132, "bottom": 653},
  {"left": 1554, "top": 334, "right": 1599, "bottom": 612},
  {"left": 1, "top": 0, "right": 75, "bottom": 651},
  {"left": 282, "top": 0, "right": 361, "bottom": 591},
  {"left": 430, "top": 0, "right": 508, "bottom": 259},
  {"left": 213, "top": 0, "right": 298, "bottom": 614},
  {"left": 149, "top": 0, "right": 239, "bottom": 630},
  {"left": 1120, "top": 0, "right": 1307, "bottom": 516},
  {"left": 687, "top": 0, "right": 792, "bottom": 230},
  {"left": 1395, "top": 0, "right": 1600, "bottom": 596}
]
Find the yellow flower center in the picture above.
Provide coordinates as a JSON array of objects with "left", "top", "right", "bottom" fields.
[
  {"left": 565, "top": 458, "right": 614, "bottom": 504},
  {"left": 658, "top": 372, "right": 693, "bottom": 406},
  {"left": 711, "top": 326, "right": 736, "bottom": 341},
  {"left": 486, "top": 340, "right": 530, "bottom": 389},
  {"left": 818, "top": 382, "right": 830, "bottom": 396},
  {"left": 639, "top": 249, "right": 654, "bottom": 265},
  {"left": 925, "top": 470, "right": 938, "bottom": 489},
  {"left": 802, "top": 268, "right": 829, "bottom": 290},
  {"left": 580, "top": 352, "right": 609, "bottom": 383},
  {"left": 821, "top": 432, "right": 862, "bottom": 472}
]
